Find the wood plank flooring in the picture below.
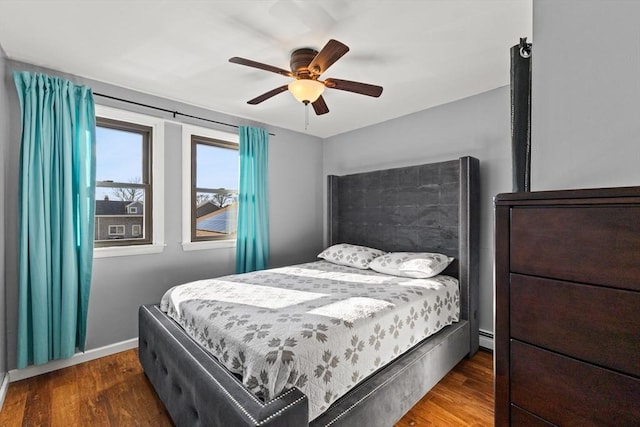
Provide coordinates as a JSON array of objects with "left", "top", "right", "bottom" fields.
[{"left": 0, "top": 348, "right": 493, "bottom": 426}]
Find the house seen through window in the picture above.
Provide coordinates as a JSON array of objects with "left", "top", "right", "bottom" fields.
[
  {"left": 95, "top": 117, "right": 152, "bottom": 247},
  {"left": 191, "top": 135, "right": 239, "bottom": 242}
]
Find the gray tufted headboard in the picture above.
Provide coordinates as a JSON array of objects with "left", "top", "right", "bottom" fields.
[{"left": 327, "top": 156, "right": 479, "bottom": 353}]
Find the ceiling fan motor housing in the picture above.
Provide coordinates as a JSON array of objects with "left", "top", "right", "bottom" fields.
[{"left": 290, "top": 48, "right": 319, "bottom": 78}]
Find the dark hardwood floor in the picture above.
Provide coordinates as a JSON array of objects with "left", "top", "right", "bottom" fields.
[
  {"left": 0, "top": 348, "right": 493, "bottom": 426},
  {"left": 395, "top": 350, "right": 494, "bottom": 426}
]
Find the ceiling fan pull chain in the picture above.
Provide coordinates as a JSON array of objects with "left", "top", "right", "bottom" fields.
[{"left": 305, "top": 102, "right": 310, "bottom": 130}]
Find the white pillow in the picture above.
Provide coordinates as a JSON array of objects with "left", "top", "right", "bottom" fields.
[
  {"left": 369, "top": 252, "right": 453, "bottom": 278},
  {"left": 317, "top": 244, "right": 386, "bottom": 269}
]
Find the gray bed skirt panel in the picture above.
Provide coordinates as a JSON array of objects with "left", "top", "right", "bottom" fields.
[
  {"left": 140, "top": 304, "right": 470, "bottom": 427},
  {"left": 139, "top": 304, "right": 309, "bottom": 427},
  {"left": 311, "top": 321, "right": 470, "bottom": 427}
]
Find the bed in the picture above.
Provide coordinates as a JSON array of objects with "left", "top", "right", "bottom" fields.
[{"left": 138, "top": 156, "right": 480, "bottom": 426}]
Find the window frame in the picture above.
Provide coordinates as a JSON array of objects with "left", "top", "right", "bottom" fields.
[
  {"left": 182, "top": 124, "right": 239, "bottom": 251},
  {"left": 108, "top": 225, "right": 125, "bottom": 236},
  {"left": 190, "top": 135, "right": 239, "bottom": 243},
  {"left": 94, "top": 105, "right": 165, "bottom": 258},
  {"left": 95, "top": 116, "right": 152, "bottom": 248}
]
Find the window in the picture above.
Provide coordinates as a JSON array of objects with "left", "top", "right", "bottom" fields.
[
  {"left": 182, "top": 125, "right": 239, "bottom": 250},
  {"left": 191, "top": 136, "right": 239, "bottom": 241},
  {"left": 94, "top": 105, "right": 165, "bottom": 258},
  {"left": 95, "top": 117, "right": 151, "bottom": 247},
  {"left": 108, "top": 225, "right": 125, "bottom": 236}
]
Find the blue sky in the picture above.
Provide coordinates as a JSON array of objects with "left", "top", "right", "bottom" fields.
[
  {"left": 95, "top": 126, "right": 239, "bottom": 200},
  {"left": 196, "top": 143, "right": 239, "bottom": 190},
  {"left": 96, "top": 126, "right": 142, "bottom": 183}
]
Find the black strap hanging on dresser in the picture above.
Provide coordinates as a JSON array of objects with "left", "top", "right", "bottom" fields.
[{"left": 511, "top": 37, "right": 532, "bottom": 192}]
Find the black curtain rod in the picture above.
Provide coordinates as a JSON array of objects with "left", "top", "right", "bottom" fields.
[{"left": 93, "top": 92, "right": 275, "bottom": 136}]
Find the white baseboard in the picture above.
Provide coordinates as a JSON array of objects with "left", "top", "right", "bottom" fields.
[
  {"left": 0, "top": 372, "right": 9, "bottom": 412},
  {"left": 479, "top": 328, "right": 494, "bottom": 351},
  {"left": 8, "top": 337, "right": 139, "bottom": 382}
]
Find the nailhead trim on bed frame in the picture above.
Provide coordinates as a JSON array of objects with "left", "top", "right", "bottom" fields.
[
  {"left": 145, "top": 305, "right": 307, "bottom": 425},
  {"left": 318, "top": 321, "right": 468, "bottom": 426}
]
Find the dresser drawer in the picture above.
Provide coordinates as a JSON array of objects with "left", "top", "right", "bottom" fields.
[
  {"left": 510, "top": 206, "right": 640, "bottom": 291},
  {"left": 511, "top": 341, "right": 640, "bottom": 426},
  {"left": 510, "top": 274, "right": 640, "bottom": 377},
  {"left": 511, "top": 405, "right": 554, "bottom": 426}
]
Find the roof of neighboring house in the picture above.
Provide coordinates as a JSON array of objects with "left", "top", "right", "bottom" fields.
[
  {"left": 95, "top": 200, "right": 143, "bottom": 215},
  {"left": 196, "top": 201, "right": 221, "bottom": 218},
  {"left": 197, "top": 204, "right": 237, "bottom": 234}
]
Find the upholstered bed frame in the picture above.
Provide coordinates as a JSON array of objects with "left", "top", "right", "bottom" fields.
[{"left": 138, "top": 156, "right": 480, "bottom": 426}]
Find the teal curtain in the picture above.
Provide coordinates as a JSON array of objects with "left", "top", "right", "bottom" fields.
[
  {"left": 236, "top": 126, "right": 269, "bottom": 273},
  {"left": 14, "top": 72, "right": 96, "bottom": 368}
]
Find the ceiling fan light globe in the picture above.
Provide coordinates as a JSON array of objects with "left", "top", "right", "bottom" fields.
[{"left": 288, "top": 79, "right": 325, "bottom": 103}]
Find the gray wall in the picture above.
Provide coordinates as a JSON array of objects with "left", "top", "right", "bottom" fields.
[
  {"left": 531, "top": 0, "right": 640, "bottom": 190},
  {"left": 7, "top": 0, "right": 637, "bottom": 371},
  {"left": 4, "top": 60, "right": 324, "bottom": 369},
  {"left": 323, "top": 86, "right": 512, "bottom": 337},
  {"left": 0, "top": 45, "right": 8, "bottom": 383}
]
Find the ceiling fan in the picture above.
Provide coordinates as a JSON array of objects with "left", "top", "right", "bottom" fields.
[{"left": 229, "top": 39, "right": 383, "bottom": 115}]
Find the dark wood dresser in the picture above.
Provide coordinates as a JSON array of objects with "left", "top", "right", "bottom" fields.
[{"left": 494, "top": 187, "right": 640, "bottom": 426}]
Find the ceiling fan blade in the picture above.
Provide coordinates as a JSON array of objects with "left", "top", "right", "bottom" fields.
[
  {"left": 247, "top": 85, "right": 289, "bottom": 104},
  {"left": 229, "top": 57, "right": 293, "bottom": 78},
  {"left": 324, "top": 78, "right": 383, "bottom": 97},
  {"left": 308, "top": 39, "right": 349, "bottom": 76},
  {"left": 312, "top": 96, "right": 329, "bottom": 115}
]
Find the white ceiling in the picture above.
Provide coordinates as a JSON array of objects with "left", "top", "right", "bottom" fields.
[{"left": 0, "top": 0, "right": 531, "bottom": 138}]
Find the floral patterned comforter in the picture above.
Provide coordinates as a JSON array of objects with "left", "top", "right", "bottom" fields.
[{"left": 160, "top": 260, "right": 459, "bottom": 421}]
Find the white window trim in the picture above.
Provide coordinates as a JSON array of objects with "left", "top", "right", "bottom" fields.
[
  {"left": 132, "top": 224, "right": 141, "bottom": 236},
  {"left": 94, "top": 104, "right": 166, "bottom": 258},
  {"left": 108, "top": 225, "right": 125, "bottom": 236},
  {"left": 181, "top": 123, "right": 238, "bottom": 252}
]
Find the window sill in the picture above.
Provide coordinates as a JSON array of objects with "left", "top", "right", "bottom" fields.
[
  {"left": 182, "top": 240, "right": 236, "bottom": 252},
  {"left": 93, "top": 243, "right": 166, "bottom": 258}
]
